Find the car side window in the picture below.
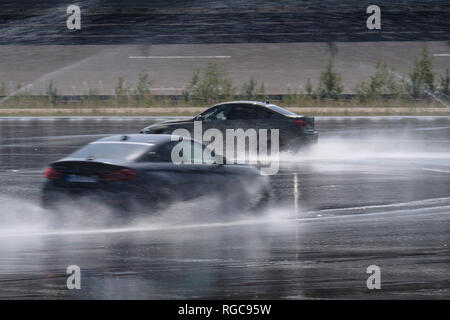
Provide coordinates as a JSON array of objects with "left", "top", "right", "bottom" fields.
[
  {"left": 139, "top": 141, "right": 179, "bottom": 162},
  {"left": 139, "top": 140, "right": 219, "bottom": 165},
  {"left": 200, "top": 107, "right": 218, "bottom": 121},
  {"left": 215, "top": 109, "right": 228, "bottom": 121},
  {"left": 228, "top": 105, "right": 274, "bottom": 120},
  {"left": 256, "top": 108, "right": 276, "bottom": 119}
]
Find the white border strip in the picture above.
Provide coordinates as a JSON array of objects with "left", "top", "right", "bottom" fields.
[{"left": 129, "top": 55, "right": 231, "bottom": 59}]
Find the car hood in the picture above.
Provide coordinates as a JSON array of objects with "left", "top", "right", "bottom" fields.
[
  {"left": 157, "top": 119, "right": 192, "bottom": 126},
  {"left": 141, "top": 118, "right": 193, "bottom": 132}
]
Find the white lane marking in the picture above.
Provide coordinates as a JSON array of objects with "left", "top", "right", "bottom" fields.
[
  {"left": 433, "top": 54, "right": 450, "bottom": 57},
  {"left": 129, "top": 55, "right": 231, "bottom": 59},
  {"left": 423, "top": 168, "right": 450, "bottom": 174},
  {"left": 3, "top": 204, "right": 450, "bottom": 239},
  {"left": 293, "top": 173, "right": 299, "bottom": 214},
  {"left": 0, "top": 219, "right": 271, "bottom": 238},
  {"left": 308, "top": 197, "right": 450, "bottom": 214}
]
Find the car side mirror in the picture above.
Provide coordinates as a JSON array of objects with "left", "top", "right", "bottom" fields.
[{"left": 194, "top": 115, "right": 203, "bottom": 121}]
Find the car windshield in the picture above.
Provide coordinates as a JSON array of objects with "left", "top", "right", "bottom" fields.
[
  {"left": 197, "top": 106, "right": 230, "bottom": 121},
  {"left": 69, "top": 142, "right": 152, "bottom": 161},
  {"left": 266, "top": 104, "right": 298, "bottom": 117},
  {"left": 199, "top": 107, "right": 218, "bottom": 119}
]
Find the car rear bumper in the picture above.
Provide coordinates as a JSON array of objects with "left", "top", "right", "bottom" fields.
[
  {"left": 282, "top": 131, "right": 318, "bottom": 149},
  {"left": 42, "top": 189, "right": 128, "bottom": 210},
  {"left": 41, "top": 181, "right": 147, "bottom": 210}
]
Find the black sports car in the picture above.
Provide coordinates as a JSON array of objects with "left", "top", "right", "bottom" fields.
[
  {"left": 41, "top": 134, "right": 270, "bottom": 213},
  {"left": 140, "top": 101, "right": 318, "bottom": 150}
]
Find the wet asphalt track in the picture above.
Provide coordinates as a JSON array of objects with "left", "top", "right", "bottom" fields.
[{"left": 0, "top": 116, "right": 449, "bottom": 299}]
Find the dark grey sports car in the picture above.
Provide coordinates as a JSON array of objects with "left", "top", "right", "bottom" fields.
[
  {"left": 41, "top": 134, "right": 270, "bottom": 213},
  {"left": 140, "top": 101, "right": 318, "bottom": 150}
]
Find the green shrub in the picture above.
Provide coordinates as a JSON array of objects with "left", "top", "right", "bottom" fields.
[
  {"left": 115, "top": 76, "right": 130, "bottom": 98},
  {"left": 318, "top": 58, "right": 343, "bottom": 99},
  {"left": 439, "top": 69, "right": 449, "bottom": 97},
  {"left": 241, "top": 76, "right": 257, "bottom": 99},
  {"left": 356, "top": 61, "right": 402, "bottom": 102},
  {"left": 184, "top": 62, "right": 235, "bottom": 104},
  {"left": 305, "top": 78, "right": 313, "bottom": 96},
  {"left": 46, "top": 80, "right": 58, "bottom": 105},
  {"left": 256, "top": 82, "right": 267, "bottom": 100},
  {"left": 0, "top": 82, "right": 7, "bottom": 96},
  {"left": 134, "top": 73, "right": 153, "bottom": 101},
  {"left": 406, "top": 44, "right": 435, "bottom": 98},
  {"left": 241, "top": 76, "right": 267, "bottom": 100}
]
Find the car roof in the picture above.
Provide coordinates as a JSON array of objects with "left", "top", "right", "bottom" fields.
[
  {"left": 210, "top": 100, "right": 301, "bottom": 117},
  {"left": 212, "top": 100, "right": 271, "bottom": 108}
]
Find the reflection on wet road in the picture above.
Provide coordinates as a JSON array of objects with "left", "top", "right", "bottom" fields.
[{"left": 0, "top": 116, "right": 449, "bottom": 299}]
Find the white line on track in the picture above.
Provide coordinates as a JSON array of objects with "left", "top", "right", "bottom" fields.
[
  {"left": 3, "top": 204, "right": 449, "bottom": 239},
  {"left": 129, "top": 55, "right": 231, "bottom": 59},
  {"left": 433, "top": 54, "right": 450, "bottom": 57},
  {"left": 423, "top": 168, "right": 450, "bottom": 174}
]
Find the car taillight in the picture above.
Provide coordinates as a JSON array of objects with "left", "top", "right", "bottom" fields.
[
  {"left": 294, "top": 119, "right": 307, "bottom": 127},
  {"left": 44, "top": 167, "right": 62, "bottom": 180},
  {"left": 100, "top": 169, "right": 137, "bottom": 181}
]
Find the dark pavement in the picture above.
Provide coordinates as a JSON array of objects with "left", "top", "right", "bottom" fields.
[{"left": 0, "top": 116, "right": 449, "bottom": 299}]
